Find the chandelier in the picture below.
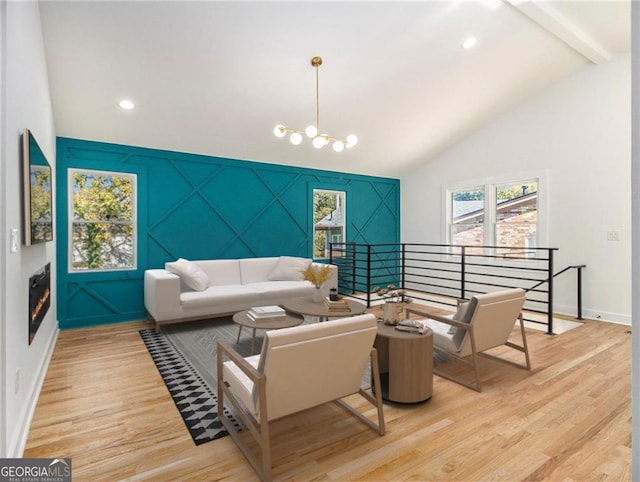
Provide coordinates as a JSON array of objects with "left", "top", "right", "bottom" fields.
[{"left": 273, "top": 56, "right": 358, "bottom": 152}]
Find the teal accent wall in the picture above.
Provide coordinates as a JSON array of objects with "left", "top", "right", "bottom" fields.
[{"left": 56, "top": 137, "right": 400, "bottom": 328}]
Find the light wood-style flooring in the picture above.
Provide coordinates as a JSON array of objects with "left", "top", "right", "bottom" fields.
[{"left": 23, "top": 309, "right": 631, "bottom": 481}]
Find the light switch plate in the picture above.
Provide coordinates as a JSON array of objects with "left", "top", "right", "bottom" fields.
[{"left": 10, "top": 228, "right": 19, "bottom": 253}]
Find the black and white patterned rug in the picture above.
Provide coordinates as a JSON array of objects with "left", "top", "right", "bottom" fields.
[
  {"left": 139, "top": 327, "right": 242, "bottom": 445},
  {"left": 140, "top": 315, "right": 370, "bottom": 445}
]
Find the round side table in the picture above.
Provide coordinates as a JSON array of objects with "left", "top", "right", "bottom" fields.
[{"left": 374, "top": 322, "right": 433, "bottom": 403}]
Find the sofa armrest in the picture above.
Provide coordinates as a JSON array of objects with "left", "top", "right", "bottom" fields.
[{"left": 144, "top": 269, "right": 181, "bottom": 321}]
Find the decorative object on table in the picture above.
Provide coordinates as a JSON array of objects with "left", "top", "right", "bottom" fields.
[
  {"left": 302, "top": 264, "right": 332, "bottom": 302},
  {"left": 247, "top": 305, "right": 287, "bottom": 321},
  {"left": 374, "top": 284, "right": 413, "bottom": 325},
  {"left": 396, "top": 318, "right": 429, "bottom": 335},
  {"left": 329, "top": 287, "right": 339, "bottom": 301},
  {"left": 323, "top": 296, "right": 351, "bottom": 313}
]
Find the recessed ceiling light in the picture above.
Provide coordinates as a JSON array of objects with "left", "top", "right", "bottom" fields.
[
  {"left": 119, "top": 99, "right": 135, "bottom": 110},
  {"left": 462, "top": 37, "right": 477, "bottom": 49}
]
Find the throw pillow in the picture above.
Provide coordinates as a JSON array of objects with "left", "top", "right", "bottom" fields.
[
  {"left": 166, "top": 258, "right": 209, "bottom": 291},
  {"left": 268, "top": 256, "right": 311, "bottom": 281},
  {"left": 450, "top": 297, "right": 478, "bottom": 348}
]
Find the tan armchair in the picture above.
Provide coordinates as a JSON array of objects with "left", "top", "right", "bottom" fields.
[
  {"left": 217, "top": 313, "right": 385, "bottom": 482},
  {"left": 405, "top": 288, "right": 530, "bottom": 392}
]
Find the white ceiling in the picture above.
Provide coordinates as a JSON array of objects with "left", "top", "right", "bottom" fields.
[{"left": 38, "top": 1, "right": 631, "bottom": 177}]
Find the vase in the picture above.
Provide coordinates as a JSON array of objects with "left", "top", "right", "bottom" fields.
[
  {"left": 313, "top": 287, "right": 323, "bottom": 303},
  {"left": 383, "top": 301, "right": 400, "bottom": 324}
]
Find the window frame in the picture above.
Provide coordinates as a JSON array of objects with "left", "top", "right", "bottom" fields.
[
  {"left": 67, "top": 167, "right": 138, "bottom": 273},
  {"left": 311, "top": 187, "right": 347, "bottom": 260},
  {"left": 444, "top": 171, "right": 547, "bottom": 256}
]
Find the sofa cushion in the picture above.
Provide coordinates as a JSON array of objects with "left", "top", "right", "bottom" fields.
[
  {"left": 239, "top": 257, "right": 280, "bottom": 284},
  {"left": 267, "top": 256, "right": 311, "bottom": 281},
  {"left": 194, "top": 259, "right": 242, "bottom": 286},
  {"left": 180, "top": 284, "right": 261, "bottom": 309},
  {"left": 246, "top": 281, "right": 314, "bottom": 304},
  {"left": 165, "top": 258, "right": 209, "bottom": 291}
]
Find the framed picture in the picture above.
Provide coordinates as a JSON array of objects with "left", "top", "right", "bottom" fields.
[{"left": 22, "top": 128, "right": 53, "bottom": 245}]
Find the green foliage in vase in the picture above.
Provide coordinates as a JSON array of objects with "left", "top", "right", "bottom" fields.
[{"left": 374, "top": 284, "right": 412, "bottom": 304}]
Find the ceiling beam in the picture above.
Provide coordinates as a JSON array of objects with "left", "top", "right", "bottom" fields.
[{"left": 504, "top": 0, "right": 611, "bottom": 64}]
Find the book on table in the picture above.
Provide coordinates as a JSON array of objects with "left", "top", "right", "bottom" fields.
[
  {"left": 248, "top": 305, "right": 286, "bottom": 321},
  {"left": 323, "top": 297, "right": 351, "bottom": 312}
]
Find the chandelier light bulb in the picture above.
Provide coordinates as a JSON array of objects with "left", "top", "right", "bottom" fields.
[
  {"left": 290, "top": 132, "right": 303, "bottom": 145},
  {"left": 274, "top": 125, "right": 286, "bottom": 138},
  {"left": 273, "top": 57, "right": 358, "bottom": 153},
  {"left": 312, "top": 136, "right": 325, "bottom": 149},
  {"left": 305, "top": 125, "right": 318, "bottom": 138}
]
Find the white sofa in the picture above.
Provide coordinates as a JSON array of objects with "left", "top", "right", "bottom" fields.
[{"left": 144, "top": 256, "right": 338, "bottom": 326}]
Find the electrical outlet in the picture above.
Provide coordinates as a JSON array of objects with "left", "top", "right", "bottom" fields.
[
  {"left": 15, "top": 369, "right": 20, "bottom": 394},
  {"left": 607, "top": 231, "right": 620, "bottom": 242}
]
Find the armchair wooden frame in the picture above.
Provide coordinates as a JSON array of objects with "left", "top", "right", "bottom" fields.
[
  {"left": 406, "top": 301, "right": 531, "bottom": 392},
  {"left": 217, "top": 317, "right": 385, "bottom": 482}
]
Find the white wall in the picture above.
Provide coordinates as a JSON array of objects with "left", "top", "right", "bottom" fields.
[
  {"left": 1, "top": 1, "right": 58, "bottom": 457},
  {"left": 402, "top": 54, "right": 631, "bottom": 324}
]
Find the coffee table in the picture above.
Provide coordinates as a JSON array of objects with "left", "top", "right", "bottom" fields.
[
  {"left": 233, "top": 310, "right": 303, "bottom": 354},
  {"left": 282, "top": 295, "right": 366, "bottom": 321}
]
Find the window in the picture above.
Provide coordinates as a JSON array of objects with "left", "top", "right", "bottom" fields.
[
  {"left": 69, "top": 169, "right": 136, "bottom": 271},
  {"left": 450, "top": 187, "right": 485, "bottom": 249},
  {"left": 313, "top": 189, "right": 346, "bottom": 259},
  {"left": 447, "top": 177, "right": 540, "bottom": 255},
  {"left": 495, "top": 182, "right": 538, "bottom": 254}
]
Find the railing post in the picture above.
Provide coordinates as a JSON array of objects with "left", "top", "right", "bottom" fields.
[
  {"left": 350, "top": 243, "right": 356, "bottom": 295},
  {"left": 366, "top": 244, "right": 372, "bottom": 308},
  {"left": 460, "top": 246, "right": 466, "bottom": 300},
  {"left": 577, "top": 265, "right": 584, "bottom": 320},
  {"left": 401, "top": 243, "right": 406, "bottom": 290},
  {"left": 547, "top": 249, "right": 554, "bottom": 335}
]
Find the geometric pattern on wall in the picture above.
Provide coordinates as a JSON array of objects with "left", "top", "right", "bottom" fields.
[{"left": 56, "top": 138, "right": 400, "bottom": 328}]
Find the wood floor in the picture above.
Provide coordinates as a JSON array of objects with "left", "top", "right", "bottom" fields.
[{"left": 23, "top": 310, "right": 631, "bottom": 481}]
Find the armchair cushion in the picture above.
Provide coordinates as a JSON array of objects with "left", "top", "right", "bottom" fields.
[
  {"left": 165, "top": 258, "right": 209, "bottom": 291},
  {"left": 222, "top": 354, "right": 261, "bottom": 416},
  {"left": 450, "top": 297, "right": 478, "bottom": 348}
]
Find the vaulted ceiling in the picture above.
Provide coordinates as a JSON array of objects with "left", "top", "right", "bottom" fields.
[{"left": 39, "top": 1, "right": 630, "bottom": 177}]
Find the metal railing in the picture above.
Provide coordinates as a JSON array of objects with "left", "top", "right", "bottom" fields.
[{"left": 329, "top": 243, "right": 585, "bottom": 335}]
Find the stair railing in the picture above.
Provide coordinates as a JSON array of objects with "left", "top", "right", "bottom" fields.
[{"left": 329, "top": 243, "right": 585, "bottom": 336}]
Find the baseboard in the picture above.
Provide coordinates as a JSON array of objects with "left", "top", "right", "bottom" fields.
[
  {"left": 9, "top": 322, "right": 59, "bottom": 457},
  {"left": 555, "top": 304, "right": 631, "bottom": 326}
]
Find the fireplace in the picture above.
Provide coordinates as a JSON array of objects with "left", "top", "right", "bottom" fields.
[{"left": 29, "top": 263, "right": 51, "bottom": 344}]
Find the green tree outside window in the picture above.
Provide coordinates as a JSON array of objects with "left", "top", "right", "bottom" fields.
[{"left": 70, "top": 169, "right": 136, "bottom": 271}]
